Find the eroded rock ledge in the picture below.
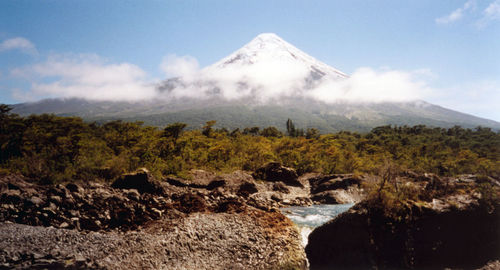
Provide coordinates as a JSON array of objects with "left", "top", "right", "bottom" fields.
[{"left": 306, "top": 174, "right": 500, "bottom": 270}]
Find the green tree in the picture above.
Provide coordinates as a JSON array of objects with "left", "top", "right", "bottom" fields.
[
  {"left": 202, "top": 120, "right": 217, "bottom": 137},
  {"left": 306, "top": 128, "right": 320, "bottom": 139},
  {"left": 163, "top": 122, "right": 187, "bottom": 145},
  {"left": 286, "top": 118, "right": 296, "bottom": 137},
  {"left": 261, "top": 126, "right": 283, "bottom": 137}
]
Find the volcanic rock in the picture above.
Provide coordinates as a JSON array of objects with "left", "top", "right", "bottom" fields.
[
  {"left": 253, "top": 162, "right": 302, "bottom": 187},
  {"left": 111, "top": 168, "right": 164, "bottom": 194},
  {"left": 306, "top": 181, "right": 500, "bottom": 269}
]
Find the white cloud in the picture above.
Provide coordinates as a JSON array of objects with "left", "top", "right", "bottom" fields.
[
  {"left": 160, "top": 54, "right": 431, "bottom": 104},
  {"left": 0, "top": 37, "right": 37, "bottom": 55},
  {"left": 306, "top": 68, "right": 429, "bottom": 103},
  {"left": 204, "top": 57, "right": 312, "bottom": 101},
  {"left": 436, "top": 0, "right": 475, "bottom": 24},
  {"left": 160, "top": 54, "right": 200, "bottom": 79},
  {"left": 11, "top": 54, "right": 157, "bottom": 101}
]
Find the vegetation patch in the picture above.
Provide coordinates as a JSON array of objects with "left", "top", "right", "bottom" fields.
[{"left": 1, "top": 105, "right": 499, "bottom": 185}]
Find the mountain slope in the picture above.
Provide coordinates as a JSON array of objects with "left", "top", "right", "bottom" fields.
[{"left": 12, "top": 97, "right": 500, "bottom": 132}]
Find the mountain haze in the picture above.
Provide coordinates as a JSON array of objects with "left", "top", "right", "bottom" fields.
[{"left": 11, "top": 33, "right": 500, "bottom": 132}]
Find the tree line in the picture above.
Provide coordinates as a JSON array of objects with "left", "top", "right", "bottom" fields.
[{"left": 1, "top": 105, "right": 499, "bottom": 184}]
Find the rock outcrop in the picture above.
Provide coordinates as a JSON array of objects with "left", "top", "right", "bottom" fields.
[
  {"left": 111, "top": 168, "right": 165, "bottom": 194},
  {"left": 309, "top": 174, "right": 366, "bottom": 204},
  {"left": 1, "top": 174, "right": 177, "bottom": 231},
  {"left": 306, "top": 175, "right": 500, "bottom": 270},
  {"left": 253, "top": 162, "right": 303, "bottom": 187},
  {"left": 166, "top": 169, "right": 313, "bottom": 208}
]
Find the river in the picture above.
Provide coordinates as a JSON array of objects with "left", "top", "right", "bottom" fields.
[{"left": 281, "top": 204, "right": 354, "bottom": 247}]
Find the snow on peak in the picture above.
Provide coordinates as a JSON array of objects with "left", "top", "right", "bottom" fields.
[
  {"left": 166, "top": 33, "right": 349, "bottom": 102},
  {"left": 207, "top": 33, "right": 347, "bottom": 79},
  {"left": 253, "top": 32, "right": 282, "bottom": 42}
]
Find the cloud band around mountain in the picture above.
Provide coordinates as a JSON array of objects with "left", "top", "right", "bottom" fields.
[
  {"left": 161, "top": 54, "right": 429, "bottom": 103},
  {"left": 11, "top": 53, "right": 432, "bottom": 104}
]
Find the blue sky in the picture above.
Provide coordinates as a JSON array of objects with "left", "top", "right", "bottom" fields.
[{"left": 0, "top": 0, "right": 499, "bottom": 121}]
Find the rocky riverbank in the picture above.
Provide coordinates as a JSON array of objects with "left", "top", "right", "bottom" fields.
[
  {"left": 0, "top": 164, "right": 315, "bottom": 269},
  {"left": 0, "top": 209, "right": 305, "bottom": 269},
  {"left": 10, "top": 162, "right": 495, "bottom": 269}
]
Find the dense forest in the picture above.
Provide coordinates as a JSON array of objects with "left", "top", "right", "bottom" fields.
[{"left": 1, "top": 104, "right": 499, "bottom": 184}]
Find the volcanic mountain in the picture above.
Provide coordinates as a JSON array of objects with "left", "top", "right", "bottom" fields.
[
  {"left": 11, "top": 33, "right": 500, "bottom": 132},
  {"left": 158, "top": 33, "right": 347, "bottom": 102}
]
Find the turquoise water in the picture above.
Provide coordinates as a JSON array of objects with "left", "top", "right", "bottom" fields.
[{"left": 281, "top": 204, "right": 354, "bottom": 246}]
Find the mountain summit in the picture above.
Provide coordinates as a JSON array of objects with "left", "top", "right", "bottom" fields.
[
  {"left": 11, "top": 33, "right": 500, "bottom": 132},
  {"left": 207, "top": 33, "right": 347, "bottom": 79}
]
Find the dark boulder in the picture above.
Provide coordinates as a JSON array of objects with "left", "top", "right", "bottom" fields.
[
  {"left": 111, "top": 169, "right": 164, "bottom": 194},
  {"left": 253, "top": 162, "right": 302, "bottom": 187},
  {"left": 66, "top": 183, "right": 84, "bottom": 194},
  {"left": 311, "top": 191, "right": 343, "bottom": 204},
  {"left": 237, "top": 182, "right": 258, "bottom": 197},
  {"left": 207, "top": 179, "right": 226, "bottom": 190},
  {"left": 214, "top": 197, "right": 246, "bottom": 213},
  {"left": 173, "top": 192, "right": 207, "bottom": 213},
  {"left": 309, "top": 174, "right": 362, "bottom": 194},
  {"left": 165, "top": 177, "right": 188, "bottom": 187}
]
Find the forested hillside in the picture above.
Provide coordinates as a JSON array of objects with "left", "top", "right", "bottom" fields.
[{"left": 1, "top": 104, "right": 499, "bottom": 184}]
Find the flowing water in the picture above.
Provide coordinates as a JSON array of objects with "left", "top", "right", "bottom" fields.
[{"left": 281, "top": 204, "right": 354, "bottom": 247}]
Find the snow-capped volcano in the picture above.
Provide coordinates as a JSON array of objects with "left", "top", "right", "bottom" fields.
[
  {"left": 161, "top": 33, "right": 348, "bottom": 101},
  {"left": 207, "top": 33, "right": 347, "bottom": 79},
  {"left": 13, "top": 33, "right": 500, "bottom": 132}
]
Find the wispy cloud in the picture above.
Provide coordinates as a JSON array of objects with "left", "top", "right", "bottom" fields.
[
  {"left": 477, "top": 0, "right": 500, "bottom": 26},
  {"left": 11, "top": 54, "right": 157, "bottom": 101},
  {"left": 0, "top": 37, "right": 37, "bottom": 55},
  {"left": 436, "top": 0, "right": 500, "bottom": 27},
  {"left": 484, "top": 0, "right": 500, "bottom": 19},
  {"left": 436, "top": 0, "right": 476, "bottom": 24}
]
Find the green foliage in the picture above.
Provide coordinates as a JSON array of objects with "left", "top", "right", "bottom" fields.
[
  {"left": 477, "top": 182, "right": 499, "bottom": 211},
  {"left": 286, "top": 118, "right": 305, "bottom": 137},
  {"left": 202, "top": 120, "right": 217, "bottom": 137},
  {"left": 0, "top": 105, "right": 499, "bottom": 184},
  {"left": 306, "top": 128, "right": 320, "bottom": 139},
  {"left": 286, "top": 118, "right": 295, "bottom": 137},
  {"left": 0, "top": 105, "right": 25, "bottom": 164},
  {"left": 260, "top": 126, "right": 283, "bottom": 138},
  {"left": 163, "top": 122, "right": 187, "bottom": 143}
]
